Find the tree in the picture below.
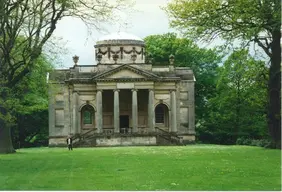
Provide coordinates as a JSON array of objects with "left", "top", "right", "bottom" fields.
[
  {"left": 11, "top": 56, "right": 52, "bottom": 148},
  {"left": 144, "top": 33, "right": 221, "bottom": 126},
  {"left": 0, "top": 0, "right": 131, "bottom": 153},
  {"left": 165, "top": 0, "right": 281, "bottom": 148},
  {"left": 199, "top": 50, "right": 268, "bottom": 144}
]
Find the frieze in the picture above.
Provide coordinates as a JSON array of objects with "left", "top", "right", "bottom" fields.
[{"left": 96, "top": 46, "right": 144, "bottom": 62}]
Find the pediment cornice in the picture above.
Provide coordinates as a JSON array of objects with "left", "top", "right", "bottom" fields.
[
  {"left": 67, "top": 77, "right": 180, "bottom": 84},
  {"left": 92, "top": 64, "right": 159, "bottom": 80}
]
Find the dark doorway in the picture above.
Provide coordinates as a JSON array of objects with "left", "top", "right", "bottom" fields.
[{"left": 120, "top": 115, "right": 129, "bottom": 133}]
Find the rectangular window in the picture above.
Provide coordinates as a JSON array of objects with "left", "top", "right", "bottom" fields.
[
  {"left": 155, "top": 113, "right": 164, "bottom": 124},
  {"left": 155, "top": 105, "right": 165, "bottom": 124},
  {"left": 83, "top": 111, "right": 92, "bottom": 124}
]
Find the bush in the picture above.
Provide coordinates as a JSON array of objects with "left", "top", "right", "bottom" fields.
[
  {"left": 235, "top": 137, "right": 244, "bottom": 145},
  {"left": 236, "top": 137, "right": 272, "bottom": 148},
  {"left": 242, "top": 138, "right": 253, "bottom": 145}
]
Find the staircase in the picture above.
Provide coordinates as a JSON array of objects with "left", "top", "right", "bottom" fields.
[
  {"left": 72, "top": 129, "right": 96, "bottom": 147},
  {"left": 155, "top": 127, "right": 184, "bottom": 146},
  {"left": 71, "top": 127, "right": 184, "bottom": 147}
]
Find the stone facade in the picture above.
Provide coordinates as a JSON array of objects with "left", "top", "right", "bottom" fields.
[{"left": 48, "top": 32, "right": 195, "bottom": 146}]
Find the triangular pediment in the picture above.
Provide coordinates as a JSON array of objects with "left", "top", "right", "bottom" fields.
[
  {"left": 106, "top": 69, "right": 145, "bottom": 78},
  {"left": 93, "top": 64, "right": 159, "bottom": 80}
]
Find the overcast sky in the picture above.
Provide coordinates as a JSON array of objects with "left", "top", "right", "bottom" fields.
[{"left": 52, "top": 0, "right": 175, "bottom": 68}]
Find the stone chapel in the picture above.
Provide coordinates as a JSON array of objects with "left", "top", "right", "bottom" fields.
[{"left": 48, "top": 32, "right": 195, "bottom": 147}]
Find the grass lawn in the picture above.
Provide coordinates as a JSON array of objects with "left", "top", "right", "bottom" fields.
[{"left": 0, "top": 145, "right": 281, "bottom": 190}]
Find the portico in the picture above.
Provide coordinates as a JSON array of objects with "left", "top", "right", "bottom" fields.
[{"left": 79, "top": 84, "right": 177, "bottom": 135}]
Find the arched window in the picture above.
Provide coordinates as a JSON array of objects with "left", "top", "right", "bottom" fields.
[
  {"left": 155, "top": 104, "right": 165, "bottom": 123},
  {"left": 81, "top": 105, "right": 95, "bottom": 128}
]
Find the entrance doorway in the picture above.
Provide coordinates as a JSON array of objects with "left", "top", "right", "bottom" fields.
[{"left": 120, "top": 115, "right": 129, "bottom": 133}]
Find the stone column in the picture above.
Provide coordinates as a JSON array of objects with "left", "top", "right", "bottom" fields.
[
  {"left": 72, "top": 92, "right": 78, "bottom": 134},
  {"left": 170, "top": 90, "right": 177, "bottom": 132},
  {"left": 114, "top": 89, "right": 120, "bottom": 133},
  {"left": 148, "top": 89, "right": 155, "bottom": 132},
  {"left": 96, "top": 90, "right": 103, "bottom": 133},
  {"left": 132, "top": 89, "right": 138, "bottom": 133}
]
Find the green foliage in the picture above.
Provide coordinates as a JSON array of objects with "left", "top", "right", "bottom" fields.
[
  {"left": 165, "top": 0, "right": 280, "bottom": 42},
  {"left": 0, "top": 146, "right": 280, "bottom": 190},
  {"left": 198, "top": 49, "right": 268, "bottom": 144},
  {"left": 12, "top": 56, "right": 52, "bottom": 114},
  {"left": 144, "top": 33, "right": 221, "bottom": 122},
  {"left": 12, "top": 110, "right": 49, "bottom": 149},
  {"left": 1, "top": 55, "right": 52, "bottom": 148},
  {"left": 0, "top": 56, "right": 51, "bottom": 120}
]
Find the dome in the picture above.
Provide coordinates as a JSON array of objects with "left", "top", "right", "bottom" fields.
[
  {"left": 94, "top": 31, "right": 146, "bottom": 64},
  {"left": 98, "top": 32, "right": 143, "bottom": 42}
]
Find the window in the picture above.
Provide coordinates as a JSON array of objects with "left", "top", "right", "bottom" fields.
[
  {"left": 81, "top": 105, "right": 94, "bottom": 126},
  {"left": 83, "top": 110, "right": 92, "bottom": 124},
  {"left": 155, "top": 105, "right": 165, "bottom": 124}
]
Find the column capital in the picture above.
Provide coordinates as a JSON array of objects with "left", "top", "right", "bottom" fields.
[
  {"left": 148, "top": 89, "right": 154, "bottom": 92},
  {"left": 96, "top": 89, "right": 103, "bottom": 93},
  {"left": 131, "top": 88, "right": 138, "bottom": 92},
  {"left": 113, "top": 89, "right": 120, "bottom": 92},
  {"left": 169, "top": 89, "right": 176, "bottom": 93}
]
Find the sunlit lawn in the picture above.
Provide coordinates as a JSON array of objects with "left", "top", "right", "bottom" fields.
[{"left": 0, "top": 145, "right": 281, "bottom": 190}]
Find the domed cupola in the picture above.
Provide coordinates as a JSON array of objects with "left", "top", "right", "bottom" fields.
[{"left": 94, "top": 32, "right": 145, "bottom": 64}]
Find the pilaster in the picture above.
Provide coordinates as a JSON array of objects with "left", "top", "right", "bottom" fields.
[
  {"left": 188, "top": 82, "right": 195, "bottom": 134},
  {"left": 72, "top": 92, "right": 78, "bottom": 134}
]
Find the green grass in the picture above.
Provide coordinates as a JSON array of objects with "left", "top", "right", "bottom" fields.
[{"left": 0, "top": 145, "right": 281, "bottom": 190}]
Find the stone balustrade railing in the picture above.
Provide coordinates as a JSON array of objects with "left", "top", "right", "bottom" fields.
[{"left": 98, "top": 127, "right": 151, "bottom": 135}]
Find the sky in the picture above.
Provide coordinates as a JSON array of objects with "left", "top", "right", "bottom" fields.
[{"left": 52, "top": 0, "right": 175, "bottom": 68}]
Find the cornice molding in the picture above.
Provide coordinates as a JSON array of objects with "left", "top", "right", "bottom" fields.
[{"left": 67, "top": 78, "right": 180, "bottom": 84}]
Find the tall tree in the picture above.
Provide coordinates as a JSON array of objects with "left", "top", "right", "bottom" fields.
[
  {"left": 0, "top": 0, "right": 131, "bottom": 153},
  {"left": 165, "top": 0, "right": 281, "bottom": 148},
  {"left": 200, "top": 50, "right": 268, "bottom": 144},
  {"left": 11, "top": 56, "right": 51, "bottom": 148},
  {"left": 144, "top": 33, "right": 221, "bottom": 126}
]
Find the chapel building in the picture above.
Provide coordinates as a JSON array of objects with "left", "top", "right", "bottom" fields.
[{"left": 48, "top": 32, "right": 195, "bottom": 146}]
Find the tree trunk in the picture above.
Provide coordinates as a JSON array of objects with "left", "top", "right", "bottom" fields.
[
  {"left": 0, "top": 99, "right": 16, "bottom": 153},
  {"left": 268, "top": 30, "right": 281, "bottom": 149},
  {"left": 19, "top": 115, "right": 25, "bottom": 149},
  {"left": 0, "top": 121, "right": 15, "bottom": 153}
]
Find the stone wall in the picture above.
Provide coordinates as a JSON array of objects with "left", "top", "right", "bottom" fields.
[
  {"left": 96, "top": 136, "right": 157, "bottom": 146},
  {"left": 177, "top": 80, "right": 195, "bottom": 135},
  {"left": 49, "top": 137, "right": 67, "bottom": 147},
  {"left": 49, "top": 84, "right": 71, "bottom": 138}
]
